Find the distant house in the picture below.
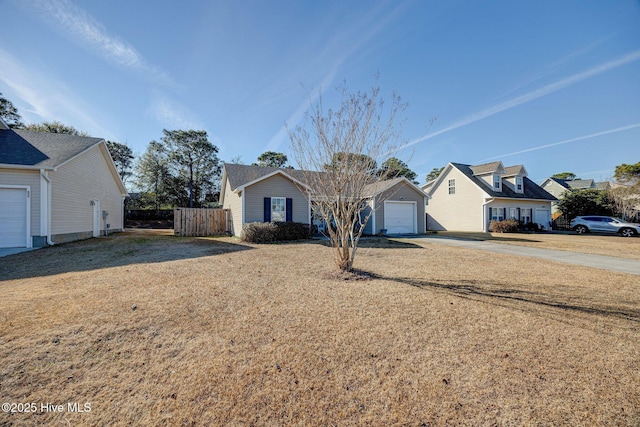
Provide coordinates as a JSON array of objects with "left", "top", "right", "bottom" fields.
[
  {"left": 540, "top": 177, "right": 611, "bottom": 213},
  {"left": 220, "top": 163, "right": 428, "bottom": 236},
  {"left": 422, "top": 161, "right": 556, "bottom": 232},
  {"left": 0, "top": 118, "right": 127, "bottom": 248}
]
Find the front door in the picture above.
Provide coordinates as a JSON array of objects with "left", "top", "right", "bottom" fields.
[{"left": 535, "top": 209, "right": 551, "bottom": 231}]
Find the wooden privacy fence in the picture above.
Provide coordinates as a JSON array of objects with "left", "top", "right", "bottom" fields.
[{"left": 174, "top": 208, "right": 231, "bottom": 237}]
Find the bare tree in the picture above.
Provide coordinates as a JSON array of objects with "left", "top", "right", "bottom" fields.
[
  {"left": 609, "top": 161, "right": 640, "bottom": 221},
  {"left": 288, "top": 82, "right": 407, "bottom": 272}
]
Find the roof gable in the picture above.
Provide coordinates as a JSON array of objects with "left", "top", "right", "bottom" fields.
[
  {"left": 222, "top": 163, "right": 428, "bottom": 202},
  {"left": 450, "top": 162, "right": 556, "bottom": 201},
  {"left": 365, "top": 177, "right": 429, "bottom": 198},
  {"left": 223, "top": 163, "right": 312, "bottom": 192},
  {"left": 470, "top": 161, "right": 505, "bottom": 176},
  {"left": 542, "top": 177, "right": 570, "bottom": 189},
  {"left": 504, "top": 165, "right": 527, "bottom": 177}
]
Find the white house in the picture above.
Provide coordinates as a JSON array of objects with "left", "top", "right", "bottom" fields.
[
  {"left": 0, "top": 118, "right": 128, "bottom": 248},
  {"left": 422, "top": 161, "right": 556, "bottom": 232}
]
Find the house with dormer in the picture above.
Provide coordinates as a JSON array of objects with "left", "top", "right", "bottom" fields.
[
  {"left": 422, "top": 161, "right": 556, "bottom": 232},
  {"left": 540, "top": 177, "right": 611, "bottom": 214}
]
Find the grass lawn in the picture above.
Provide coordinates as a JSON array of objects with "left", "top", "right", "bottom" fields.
[
  {"left": 432, "top": 230, "right": 640, "bottom": 260},
  {"left": 1, "top": 230, "right": 638, "bottom": 426}
]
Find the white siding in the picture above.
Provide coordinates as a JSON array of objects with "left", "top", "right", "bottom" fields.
[
  {"left": 426, "top": 167, "right": 486, "bottom": 231},
  {"left": 0, "top": 168, "right": 41, "bottom": 236},
  {"left": 540, "top": 180, "right": 567, "bottom": 213},
  {"left": 244, "top": 174, "right": 309, "bottom": 224},
  {"left": 49, "top": 145, "right": 124, "bottom": 238},
  {"left": 222, "top": 179, "right": 243, "bottom": 236}
]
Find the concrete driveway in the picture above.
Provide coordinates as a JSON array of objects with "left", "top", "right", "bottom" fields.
[
  {"left": 0, "top": 247, "right": 37, "bottom": 258},
  {"left": 410, "top": 235, "right": 640, "bottom": 275}
]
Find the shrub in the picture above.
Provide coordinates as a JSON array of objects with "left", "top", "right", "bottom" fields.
[
  {"left": 241, "top": 222, "right": 312, "bottom": 243},
  {"left": 489, "top": 219, "right": 520, "bottom": 233}
]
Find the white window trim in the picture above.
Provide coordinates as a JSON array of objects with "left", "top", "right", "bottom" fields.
[
  {"left": 271, "top": 196, "right": 286, "bottom": 222},
  {"left": 491, "top": 207, "right": 505, "bottom": 221},
  {"left": 516, "top": 176, "right": 523, "bottom": 192},
  {"left": 448, "top": 179, "right": 455, "bottom": 195},
  {"left": 493, "top": 174, "right": 502, "bottom": 191}
]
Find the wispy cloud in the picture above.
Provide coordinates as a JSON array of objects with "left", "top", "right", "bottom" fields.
[
  {"left": 22, "top": 0, "right": 175, "bottom": 87},
  {"left": 404, "top": 50, "right": 640, "bottom": 150},
  {"left": 478, "top": 123, "right": 640, "bottom": 163},
  {"left": 0, "top": 47, "right": 115, "bottom": 139},
  {"left": 499, "top": 34, "right": 615, "bottom": 99},
  {"left": 146, "top": 91, "right": 204, "bottom": 131},
  {"left": 263, "top": 1, "right": 409, "bottom": 153}
]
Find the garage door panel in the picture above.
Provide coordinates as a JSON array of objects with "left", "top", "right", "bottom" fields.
[
  {"left": 384, "top": 202, "right": 416, "bottom": 234},
  {"left": 0, "top": 188, "right": 28, "bottom": 248}
]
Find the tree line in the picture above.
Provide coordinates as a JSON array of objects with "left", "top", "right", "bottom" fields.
[{"left": 1, "top": 92, "right": 422, "bottom": 211}]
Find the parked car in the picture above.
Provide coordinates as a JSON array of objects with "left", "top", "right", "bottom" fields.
[{"left": 570, "top": 216, "right": 640, "bottom": 237}]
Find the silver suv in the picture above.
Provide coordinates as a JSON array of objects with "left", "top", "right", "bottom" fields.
[{"left": 570, "top": 216, "right": 640, "bottom": 237}]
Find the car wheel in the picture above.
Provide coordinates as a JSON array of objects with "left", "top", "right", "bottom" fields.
[
  {"left": 620, "top": 228, "right": 636, "bottom": 237},
  {"left": 574, "top": 225, "right": 588, "bottom": 234}
]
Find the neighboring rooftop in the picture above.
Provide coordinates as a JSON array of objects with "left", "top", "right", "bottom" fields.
[
  {"left": 546, "top": 177, "right": 610, "bottom": 191},
  {"left": 0, "top": 128, "right": 103, "bottom": 169}
]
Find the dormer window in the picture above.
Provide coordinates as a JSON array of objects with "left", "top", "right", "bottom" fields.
[
  {"left": 516, "top": 176, "right": 523, "bottom": 192},
  {"left": 493, "top": 174, "right": 501, "bottom": 191}
]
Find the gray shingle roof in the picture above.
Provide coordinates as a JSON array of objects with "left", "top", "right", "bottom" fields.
[
  {"left": 451, "top": 162, "right": 556, "bottom": 201},
  {"left": 0, "top": 129, "right": 103, "bottom": 168},
  {"left": 566, "top": 179, "right": 595, "bottom": 189},
  {"left": 224, "top": 163, "right": 318, "bottom": 191},
  {"left": 504, "top": 165, "right": 525, "bottom": 176},
  {"left": 223, "top": 163, "right": 424, "bottom": 197},
  {"left": 469, "top": 161, "right": 503, "bottom": 175}
]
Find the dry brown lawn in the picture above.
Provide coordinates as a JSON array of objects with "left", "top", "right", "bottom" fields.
[
  {"left": 435, "top": 230, "right": 640, "bottom": 260},
  {"left": 1, "top": 229, "right": 638, "bottom": 426}
]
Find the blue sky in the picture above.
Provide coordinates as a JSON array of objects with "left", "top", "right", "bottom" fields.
[{"left": 1, "top": 0, "right": 638, "bottom": 185}]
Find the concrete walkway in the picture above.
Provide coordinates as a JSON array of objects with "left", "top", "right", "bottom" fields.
[
  {"left": 409, "top": 235, "right": 640, "bottom": 275},
  {"left": 0, "top": 247, "right": 37, "bottom": 258}
]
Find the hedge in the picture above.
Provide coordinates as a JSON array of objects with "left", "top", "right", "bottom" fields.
[{"left": 241, "top": 222, "right": 313, "bottom": 243}]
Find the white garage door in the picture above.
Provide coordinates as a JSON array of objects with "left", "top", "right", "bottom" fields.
[
  {"left": 0, "top": 188, "right": 28, "bottom": 248},
  {"left": 384, "top": 201, "right": 416, "bottom": 234}
]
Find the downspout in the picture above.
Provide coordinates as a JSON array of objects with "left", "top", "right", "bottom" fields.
[
  {"left": 481, "top": 198, "right": 494, "bottom": 232},
  {"left": 40, "top": 169, "right": 54, "bottom": 246},
  {"left": 371, "top": 197, "right": 376, "bottom": 235}
]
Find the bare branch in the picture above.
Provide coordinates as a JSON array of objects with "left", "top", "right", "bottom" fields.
[{"left": 288, "top": 81, "right": 409, "bottom": 271}]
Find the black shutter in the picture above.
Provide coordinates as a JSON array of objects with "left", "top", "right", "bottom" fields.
[
  {"left": 488, "top": 207, "right": 493, "bottom": 220},
  {"left": 264, "top": 198, "right": 271, "bottom": 222},
  {"left": 286, "top": 198, "right": 293, "bottom": 222}
]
